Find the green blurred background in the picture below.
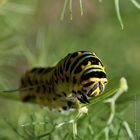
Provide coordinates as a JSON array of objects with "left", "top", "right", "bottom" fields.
[{"left": 0, "top": 0, "right": 140, "bottom": 139}]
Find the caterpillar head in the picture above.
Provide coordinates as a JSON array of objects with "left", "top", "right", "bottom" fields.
[
  {"left": 86, "top": 78, "right": 108, "bottom": 97},
  {"left": 76, "top": 78, "right": 108, "bottom": 104}
]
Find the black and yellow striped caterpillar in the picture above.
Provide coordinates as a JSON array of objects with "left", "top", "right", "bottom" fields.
[{"left": 19, "top": 51, "right": 107, "bottom": 110}]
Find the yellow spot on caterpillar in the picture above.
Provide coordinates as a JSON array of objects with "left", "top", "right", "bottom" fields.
[
  {"left": 87, "top": 61, "right": 91, "bottom": 66},
  {"left": 78, "top": 51, "right": 82, "bottom": 56},
  {"left": 99, "top": 62, "right": 105, "bottom": 72},
  {"left": 81, "top": 65, "right": 85, "bottom": 69}
]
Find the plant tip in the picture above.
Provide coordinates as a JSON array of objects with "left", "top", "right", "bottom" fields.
[
  {"left": 120, "top": 77, "right": 128, "bottom": 92},
  {"left": 79, "top": 107, "right": 88, "bottom": 114}
]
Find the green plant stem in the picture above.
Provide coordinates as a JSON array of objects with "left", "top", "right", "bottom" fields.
[
  {"left": 56, "top": 107, "right": 88, "bottom": 139},
  {"left": 61, "top": 0, "right": 69, "bottom": 20},
  {"left": 103, "top": 78, "right": 128, "bottom": 138},
  {"left": 94, "top": 77, "right": 129, "bottom": 139},
  {"left": 130, "top": 0, "right": 140, "bottom": 9},
  {"left": 79, "top": 0, "right": 83, "bottom": 16},
  {"left": 69, "top": 0, "right": 72, "bottom": 20},
  {"left": 123, "top": 121, "right": 135, "bottom": 140}
]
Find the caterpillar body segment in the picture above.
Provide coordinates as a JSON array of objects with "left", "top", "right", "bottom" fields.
[{"left": 20, "top": 51, "right": 108, "bottom": 110}]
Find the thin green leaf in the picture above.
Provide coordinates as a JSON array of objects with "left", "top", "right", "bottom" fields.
[
  {"left": 115, "top": 0, "right": 124, "bottom": 30},
  {"left": 130, "top": 0, "right": 140, "bottom": 9},
  {"left": 61, "top": 0, "right": 69, "bottom": 20},
  {"left": 69, "top": 0, "right": 73, "bottom": 20},
  {"left": 81, "top": 86, "right": 119, "bottom": 108},
  {"left": 0, "top": 92, "right": 20, "bottom": 101},
  {"left": 79, "top": 0, "right": 83, "bottom": 16}
]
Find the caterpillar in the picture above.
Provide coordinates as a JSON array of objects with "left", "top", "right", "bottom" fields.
[{"left": 20, "top": 51, "right": 108, "bottom": 110}]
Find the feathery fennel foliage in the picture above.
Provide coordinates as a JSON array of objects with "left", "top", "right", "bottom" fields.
[{"left": 61, "top": 0, "right": 140, "bottom": 29}]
